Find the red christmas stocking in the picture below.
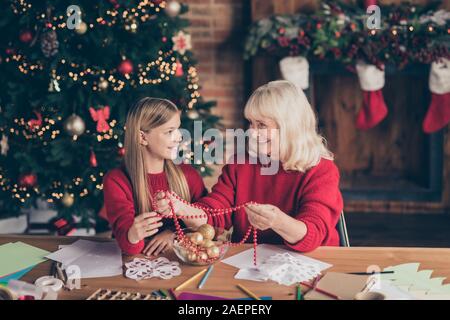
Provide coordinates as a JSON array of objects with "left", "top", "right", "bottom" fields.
[
  {"left": 423, "top": 58, "right": 450, "bottom": 133},
  {"left": 356, "top": 90, "right": 388, "bottom": 130},
  {"left": 355, "top": 61, "right": 388, "bottom": 130}
]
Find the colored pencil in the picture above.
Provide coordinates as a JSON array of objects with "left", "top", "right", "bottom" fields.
[
  {"left": 198, "top": 265, "right": 214, "bottom": 289},
  {"left": 168, "top": 288, "right": 177, "bottom": 300},
  {"left": 236, "top": 284, "right": 261, "bottom": 300},
  {"left": 174, "top": 268, "right": 207, "bottom": 291},
  {"left": 348, "top": 271, "right": 394, "bottom": 275},
  {"left": 296, "top": 285, "right": 302, "bottom": 300},
  {"left": 158, "top": 289, "right": 168, "bottom": 298},
  {"left": 300, "top": 281, "right": 341, "bottom": 300}
]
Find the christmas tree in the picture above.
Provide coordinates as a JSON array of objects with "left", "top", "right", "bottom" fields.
[{"left": 0, "top": 0, "right": 219, "bottom": 228}]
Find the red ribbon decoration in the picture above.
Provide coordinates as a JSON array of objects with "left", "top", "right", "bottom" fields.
[
  {"left": 89, "top": 106, "right": 110, "bottom": 133},
  {"left": 27, "top": 111, "right": 43, "bottom": 131}
]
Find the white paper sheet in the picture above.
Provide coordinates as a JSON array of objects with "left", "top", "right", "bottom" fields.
[
  {"left": 46, "top": 240, "right": 123, "bottom": 279},
  {"left": 222, "top": 244, "right": 332, "bottom": 271},
  {"left": 222, "top": 244, "right": 332, "bottom": 283}
]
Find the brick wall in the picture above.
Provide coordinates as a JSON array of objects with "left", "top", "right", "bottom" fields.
[{"left": 184, "top": 0, "right": 248, "bottom": 188}]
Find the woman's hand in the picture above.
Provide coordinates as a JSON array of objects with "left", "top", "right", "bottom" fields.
[
  {"left": 155, "top": 191, "right": 184, "bottom": 217},
  {"left": 127, "top": 211, "right": 163, "bottom": 244},
  {"left": 246, "top": 203, "right": 308, "bottom": 244},
  {"left": 245, "top": 204, "right": 281, "bottom": 231},
  {"left": 155, "top": 191, "right": 207, "bottom": 228},
  {"left": 143, "top": 229, "right": 176, "bottom": 256}
]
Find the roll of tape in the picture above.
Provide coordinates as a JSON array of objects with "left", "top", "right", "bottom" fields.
[
  {"left": 354, "top": 291, "right": 386, "bottom": 300},
  {"left": 34, "top": 276, "right": 64, "bottom": 293},
  {"left": 0, "top": 286, "right": 16, "bottom": 300}
]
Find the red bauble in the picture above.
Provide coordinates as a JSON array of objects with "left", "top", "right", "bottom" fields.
[
  {"left": 90, "top": 150, "right": 98, "bottom": 167},
  {"left": 117, "top": 147, "right": 125, "bottom": 157},
  {"left": 175, "top": 60, "right": 184, "bottom": 77},
  {"left": 19, "top": 173, "right": 37, "bottom": 188},
  {"left": 118, "top": 59, "right": 133, "bottom": 75},
  {"left": 152, "top": 0, "right": 163, "bottom": 5},
  {"left": 19, "top": 31, "right": 33, "bottom": 43}
]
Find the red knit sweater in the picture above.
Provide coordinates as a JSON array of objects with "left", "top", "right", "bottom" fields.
[
  {"left": 103, "top": 164, "right": 206, "bottom": 255},
  {"left": 197, "top": 158, "right": 343, "bottom": 252}
]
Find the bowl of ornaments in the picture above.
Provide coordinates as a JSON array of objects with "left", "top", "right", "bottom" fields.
[{"left": 173, "top": 224, "right": 232, "bottom": 266}]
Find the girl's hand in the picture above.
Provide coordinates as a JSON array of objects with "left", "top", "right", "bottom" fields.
[
  {"left": 155, "top": 191, "right": 186, "bottom": 217},
  {"left": 127, "top": 212, "right": 163, "bottom": 244},
  {"left": 143, "top": 229, "right": 176, "bottom": 256},
  {"left": 245, "top": 204, "right": 281, "bottom": 231}
]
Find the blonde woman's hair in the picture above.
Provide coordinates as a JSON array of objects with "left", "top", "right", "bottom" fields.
[
  {"left": 124, "top": 97, "right": 190, "bottom": 215},
  {"left": 244, "top": 80, "right": 333, "bottom": 172}
]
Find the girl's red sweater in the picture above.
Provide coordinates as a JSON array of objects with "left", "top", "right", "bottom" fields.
[
  {"left": 197, "top": 158, "right": 343, "bottom": 252},
  {"left": 103, "top": 164, "right": 206, "bottom": 254}
]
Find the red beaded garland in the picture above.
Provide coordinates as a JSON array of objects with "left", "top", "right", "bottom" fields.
[{"left": 151, "top": 190, "right": 259, "bottom": 265}]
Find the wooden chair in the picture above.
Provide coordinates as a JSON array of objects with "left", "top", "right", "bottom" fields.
[{"left": 336, "top": 211, "right": 350, "bottom": 247}]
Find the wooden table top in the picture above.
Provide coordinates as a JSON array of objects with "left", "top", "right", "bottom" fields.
[{"left": 2, "top": 235, "right": 450, "bottom": 300}]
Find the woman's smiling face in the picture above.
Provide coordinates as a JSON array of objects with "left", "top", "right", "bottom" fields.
[
  {"left": 141, "top": 112, "right": 182, "bottom": 161},
  {"left": 246, "top": 116, "right": 280, "bottom": 159}
]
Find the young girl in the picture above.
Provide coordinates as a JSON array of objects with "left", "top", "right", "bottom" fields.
[
  {"left": 157, "top": 80, "right": 343, "bottom": 252},
  {"left": 103, "top": 97, "right": 206, "bottom": 256}
]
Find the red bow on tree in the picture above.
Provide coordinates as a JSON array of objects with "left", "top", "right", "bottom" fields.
[
  {"left": 27, "top": 111, "right": 43, "bottom": 131},
  {"left": 89, "top": 106, "right": 110, "bottom": 133}
]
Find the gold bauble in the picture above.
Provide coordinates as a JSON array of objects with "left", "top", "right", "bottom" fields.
[
  {"left": 197, "top": 224, "right": 215, "bottom": 240},
  {"left": 201, "top": 239, "right": 214, "bottom": 248},
  {"left": 189, "top": 232, "right": 204, "bottom": 245},
  {"left": 186, "top": 109, "right": 199, "bottom": 120},
  {"left": 98, "top": 78, "right": 109, "bottom": 90},
  {"left": 61, "top": 193, "right": 74, "bottom": 207},
  {"left": 64, "top": 114, "right": 86, "bottom": 136},
  {"left": 165, "top": 0, "right": 181, "bottom": 17},
  {"left": 75, "top": 22, "right": 88, "bottom": 35},
  {"left": 206, "top": 246, "right": 220, "bottom": 258},
  {"left": 197, "top": 252, "right": 208, "bottom": 262},
  {"left": 187, "top": 252, "right": 197, "bottom": 262}
]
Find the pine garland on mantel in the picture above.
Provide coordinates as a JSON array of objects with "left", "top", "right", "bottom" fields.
[{"left": 244, "top": 1, "right": 449, "bottom": 69}]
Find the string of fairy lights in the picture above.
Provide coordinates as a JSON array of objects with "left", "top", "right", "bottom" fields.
[{"left": 0, "top": 0, "right": 208, "bottom": 209}]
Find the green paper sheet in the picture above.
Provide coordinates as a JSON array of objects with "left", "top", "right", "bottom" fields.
[{"left": 0, "top": 241, "right": 50, "bottom": 278}]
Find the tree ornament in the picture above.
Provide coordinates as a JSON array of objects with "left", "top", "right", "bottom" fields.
[
  {"left": 197, "top": 224, "right": 215, "bottom": 240},
  {"left": 90, "top": 149, "right": 98, "bottom": 167},
  {"left": 175, "top": 59, "right": 184, "bottom": 77},
  {"left": 89, "top": 106, "right": 111, "bottom": 133},
  {"left": 172, "top": 31, "right": 192, "bottom": 55},
  {"left": 48, "top": 78, "right": 60, "bottom": 92},
  {"left": 40, "top": 30, "right": 59, "bottom": 58},
  {"left": 202, "top": 239, "right": 214, "bottom": 248},
  {"left": 189, "top": 232, "right": 204, "bottom": 245},
  {"left": 118, "top": 59, "right": 133, "bottom": 75},
  {"left": 186, "top": 109, "right": 199, "bottom": 120},
  {"left": 75, "top": 21, "right": 88, "bottom": 35},
  {"left": 0, "top": 135, "right": 9, "bottom": 156},
  {"left": 61, "top": 193, "right": 74, "bottom": 207},
  {"left": 206, "top": 246, "right": 220, "bottom": 258},
  {"left": 98, "top": 78, "right": 109, "bottom": 90},
  {"left": 118, "top": 146, "right": 125, "bottom": 157},
  {"left": 27, "top": 111, "right": 43, "bottom": 131},
  {"left": 19, "top": 173, "right": 37, "bottom": 188},
  {"left": 165, "top": 1, "right": 181, "bottom": 18},
  {"left": 64, "top": 114, "right": 86, "bottom": 136},
  {"left": 19, "top": 30, "right": 33, "bottom": 43}
]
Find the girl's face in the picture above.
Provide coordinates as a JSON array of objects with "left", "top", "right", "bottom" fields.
[
  {"left": 140, "top": 112, "right": 182, "bottom": 161},
  {"left": 247, "top": 116, "right": 280, "bottom": 159}
]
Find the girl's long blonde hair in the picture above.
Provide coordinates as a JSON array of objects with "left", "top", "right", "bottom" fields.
[
  {"left": 124, "top": 97, "right": 190, "bottom": 215},
  {"left": 244, "top": 80, "right": 333, "bottom": 172}
]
